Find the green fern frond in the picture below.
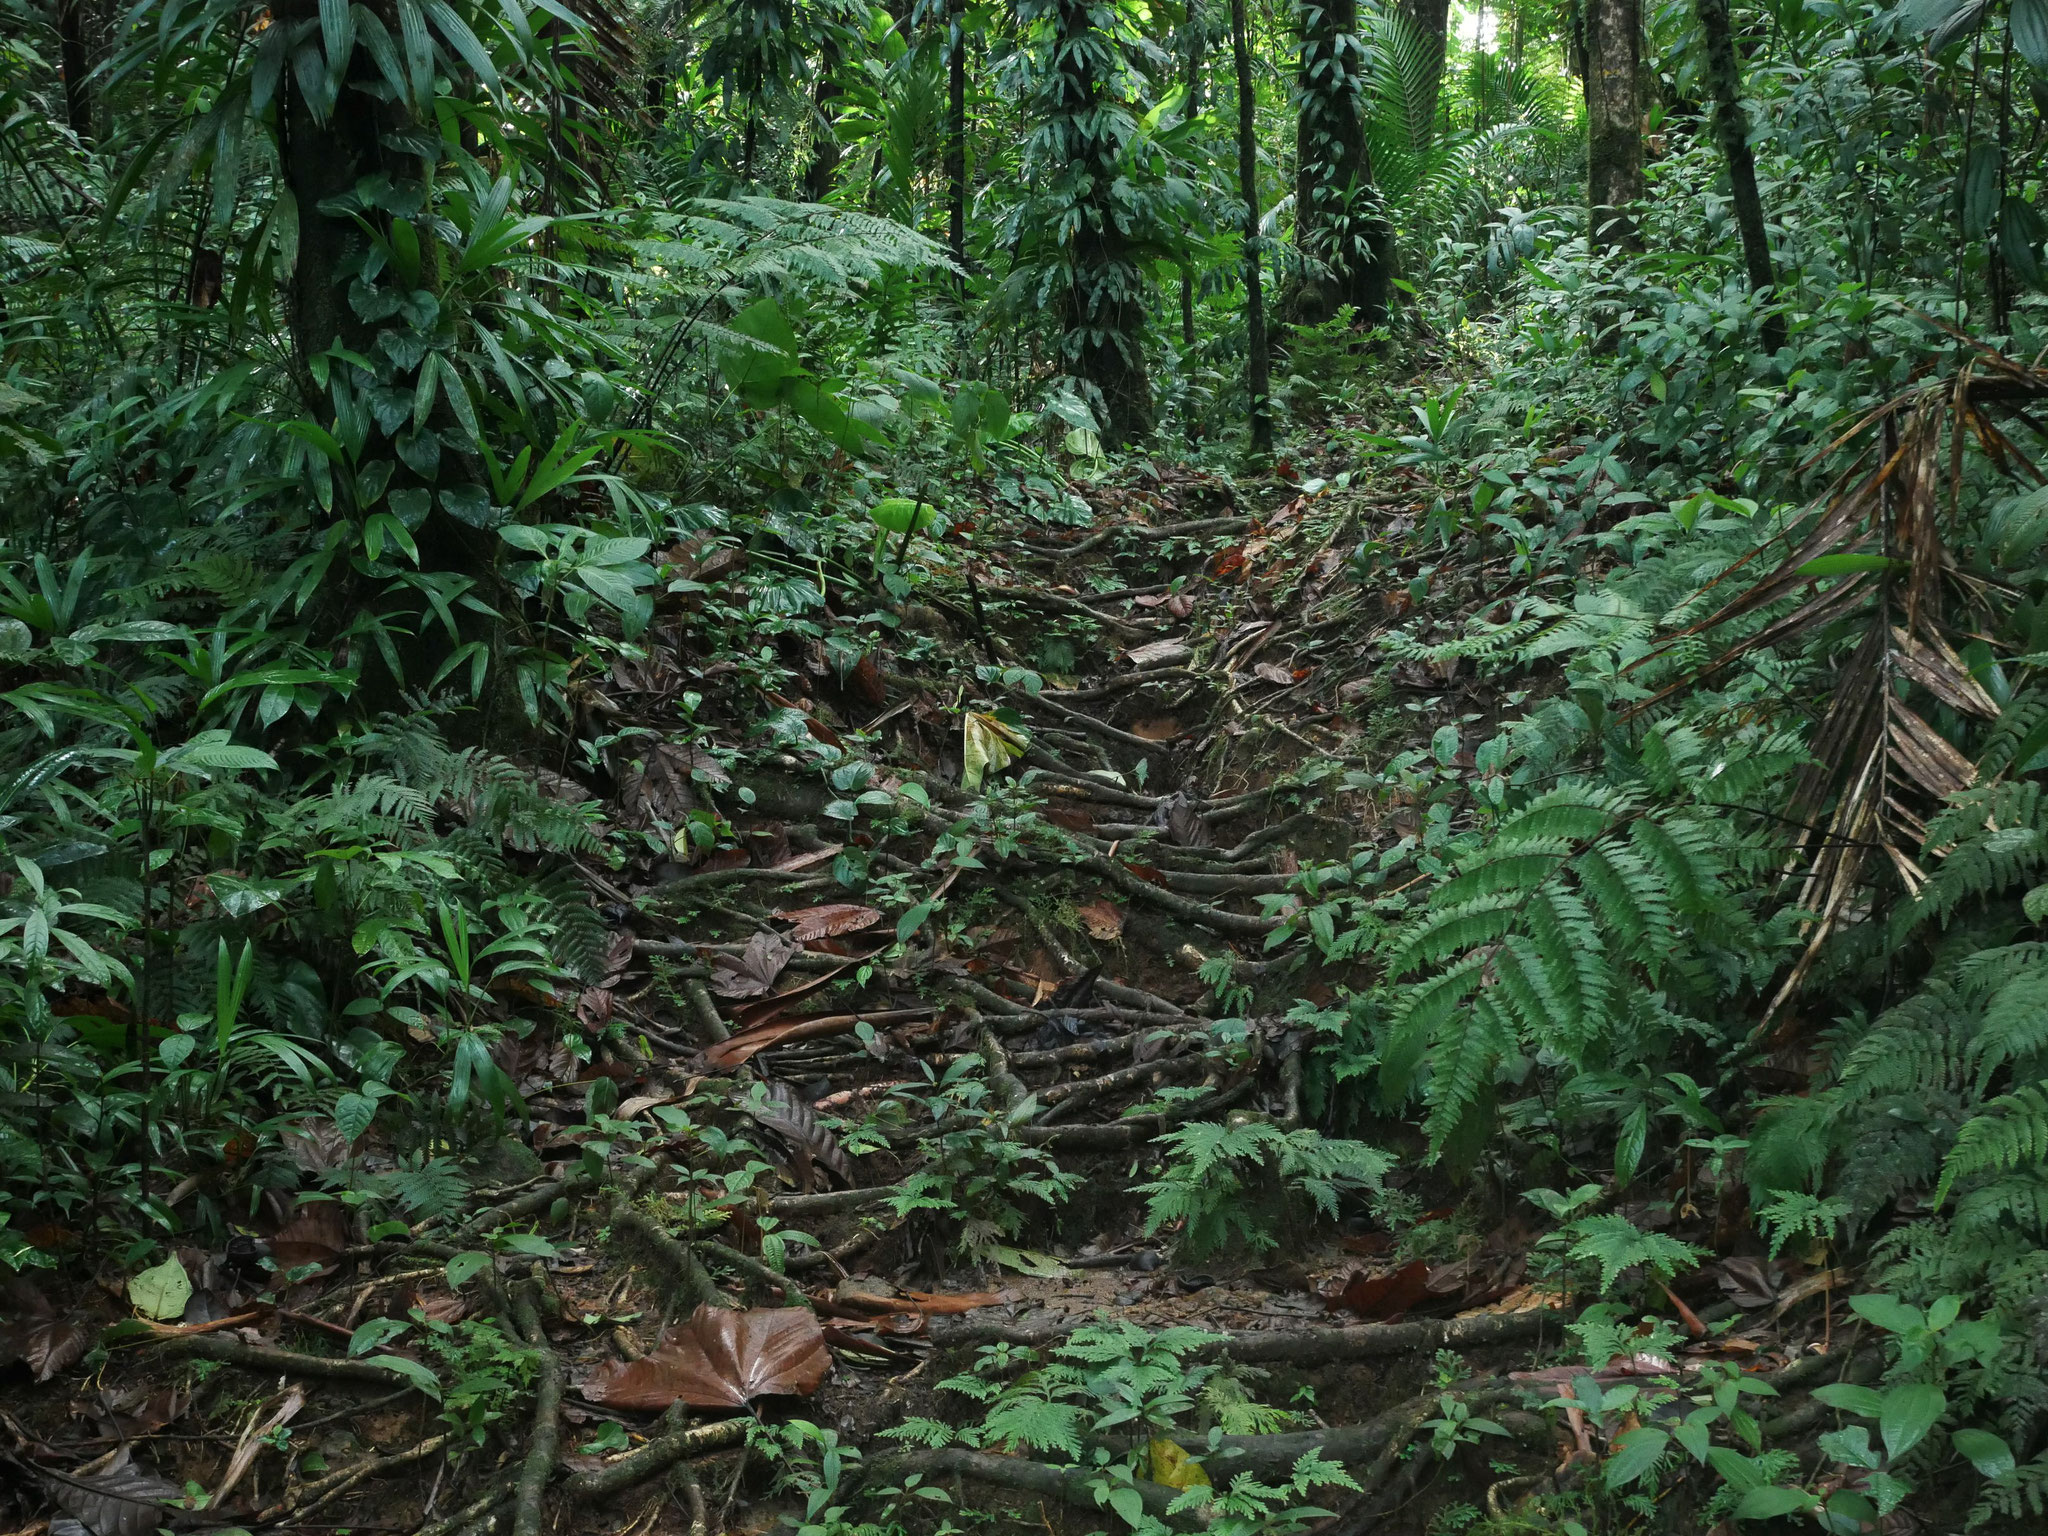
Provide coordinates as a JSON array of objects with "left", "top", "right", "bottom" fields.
[{"left": 1936, "top": 1083, "right": 2048, "bottom": 1209}]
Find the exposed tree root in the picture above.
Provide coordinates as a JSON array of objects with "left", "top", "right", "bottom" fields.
[
  {"left": 509, "top": 1274, "right": 564, "bottom": 1536},
  {"left": 560, "top": 1415, "right": 750, "bottom": 1498}
]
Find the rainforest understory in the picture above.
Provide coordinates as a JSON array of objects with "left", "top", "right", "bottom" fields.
[{"left": 5, "top": 1, "right": 2048, "bottom": 1535}]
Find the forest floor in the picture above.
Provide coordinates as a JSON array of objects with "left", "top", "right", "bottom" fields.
[{"left": 1, "top": 423, "right": 1865, "bottom": 1536}]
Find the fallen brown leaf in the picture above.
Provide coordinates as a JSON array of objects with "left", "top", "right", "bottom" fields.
[
  {"left": 579, "top": 1304, "right": 830, "bottom": 1410},
  {"left": 776, "top": 903, "right": 883, "bottom": 942},
  {"left": 1326, "top": 1260, "right": 1433, "bottom": 1321},
  {"left": 1075, "top": 900, "right": 1124, "bottom": 941}
]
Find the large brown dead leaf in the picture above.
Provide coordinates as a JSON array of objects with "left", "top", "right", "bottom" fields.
[
  {"left": 1325, "top": 1260, "right": 1433, "bottom": 1321},
  {"left": 775, "top": 903, "right": 883, "bottom": 942},
  {"left": 748, "top": 1081, "right": 854, "bottom": 1187},
  {"left": 578, "top": 1304, "right": 830, "bottom": 1410},
  {"left": 268, "top": 1202, "right": 349, "bottom": 1275},
  {"left": 709, "top": 931, "right": 800, "bottom": 999},
  {"left": 0, "top": 1279, "right": 91, "bottom": 1382}
]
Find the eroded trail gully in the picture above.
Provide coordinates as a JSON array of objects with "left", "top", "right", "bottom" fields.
[{"left": 4, "top": 467, "right": 1858, "bottom": 1536}]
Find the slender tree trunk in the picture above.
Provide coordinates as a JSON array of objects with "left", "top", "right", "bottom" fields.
[
  {"left": 945, "top": 0, "right": 967, "bottom": 270},
  {"left": 56, "top": 0, "right": 93, "bottom": 140},
  {"left": 1293, "top": 0, "right": 1393, "bottom": 326},
  {"left": 1232, "top": 0, "right": 1271, "bottom": 454},
  {"left": 803, "top": 41, "right": 845, "bottom": 201},
  {"left": 1583, "top": 0, "right": 1642, "bottom": 258},
  {"left": 1692, "top": 0, "right": 1784, "bottom": 351}
]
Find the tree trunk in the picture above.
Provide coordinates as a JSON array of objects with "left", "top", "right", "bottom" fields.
[
  {"left": 56, "top": 0, "right": 93, "bottom": 140},
  {"left": 1179, "top": 9, "right": 1207, "bottom": 350},
  {"left": 278, "top": 1, "right": 386, "bottom": 377},
  {"left": 1293, "top": 0, "right": 1393, "bottom": 327},
  {"left": 803, "top": 43, "right": 845, "bottom": 201},
  {"left": 1042, "top": 0, "right": 1151, "bottom": 447},
  {"left": 945, "top": 0, "right": 967, "bottom": 270},
  {"left": 1692, "top": 0, "right": 1786, "bottom": 352},
  {"left": 1583, "top": 0, "right": 1643, "bottom": 258},
  {"left": 1232, "top": 0, "right": 1271, "bottom": 454}
]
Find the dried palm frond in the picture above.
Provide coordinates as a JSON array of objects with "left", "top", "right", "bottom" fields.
[{"left": 1636, "top": 341, "right": 2048, "bottom": 1029}]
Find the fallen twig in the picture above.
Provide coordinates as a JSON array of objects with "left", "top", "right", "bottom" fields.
[{"left": 252, "top": 1430, "right": 456, "bottom": 1524}]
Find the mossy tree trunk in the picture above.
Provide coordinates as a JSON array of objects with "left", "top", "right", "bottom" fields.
[
  {"left": 1292, "top": 0, "right": 1394, "bottom": 327},
  {"left": 1583, "top": 0, "right": 1643, "bottom": 258},
  {"left": 1232, "top": 0, "right": 1271, "bottom": 454}
]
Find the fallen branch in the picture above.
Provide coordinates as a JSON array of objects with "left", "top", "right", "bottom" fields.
[
  {"left": 452, "top": 1171, "right": 595, "bottom": 1243},
  {"left": 769, "top": 1185, "right": 903, "bottom": 1218},
  {"left": 149, "top": 1334, "right": 427, "bottom": 1385},
  {"left": 412, "top": 1486, "right": 510, "bottom": 1536},
  {"left": 252, "top": 1431, "right": 456, "bottom": 1523},
  {"left": 561, "top": 1415, "right": 750, "bottom": 1498},
  {"left": 700, "top": 1240, "right": 797, "bottom": 1299},
  {"left": 1083, "top": 856, "right": 1283, "bottom": 938},
  {"left": 931, "top": 1305, "right": 1560, "bottom": 1362},
  {"left": 864, "top": 1446, "right": 1179, "bottom": 1519}
]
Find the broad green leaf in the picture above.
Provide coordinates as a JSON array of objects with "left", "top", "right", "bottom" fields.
[
  {"left": 1604, "top": 1425, "right": 1669, "bottom": 1488},
  {"left": 2015, "top": 0, "right": 2048, "bottom": 73},
  {"left": 1848, "top": 1294, "right": 1923, "bottom": 1334},
  {"left": 1950, "top": 1426, "right": 2016, "bottom": 1479},
  {"left": 373, "top": 1352, "right": 442, "bottom": 1399},
  {"left": 870, "top": 497, "right": 937, "bottom": 537},
  {"left": 1732, "top": 1485, "right": 1814, "bottom": 1521},
  {"left": 1813, "top": 1382, "right": 1885, "bottom": 1418},
  {"left": 1879, "top": 1383, "right": 1945, "bottom": 1460},
  {"left": 445, "top": 1250, "right": 492, "bottom": 1288},
  {"left": 129, "top": 1255, "right": 192, "bottom": 1320},
  {"left": 896, "top": 901, "right": 933, "bottom": 941},
  {"left": 348, "top": 1316, "right": 411, "bottom": 1356}
]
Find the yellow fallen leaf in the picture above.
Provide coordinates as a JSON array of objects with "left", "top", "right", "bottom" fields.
[{"left": 1147, "top": 1437, "right": 1211, "bottom": 1490}]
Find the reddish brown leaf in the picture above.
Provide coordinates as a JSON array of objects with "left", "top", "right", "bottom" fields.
[
  {"left": 1327, "top": 1260, "right": 1433, "bottom": 1321},
  {"left": 578, "top": 1304, "right": 830, "bottom": 1410},
  {"left": 702, "top": 1012, "right": 880, "bottom": 1070},
  {"left": 776, "top": 903, "right": 884, "bottom": 942},
  {"left": 1043, "top": 806, "right": 1096, "bottom": 834},
  {"left": 0, "top": 1283, "right": 92, "bottom": 1383},
  {"left": 1340, "top": 1230, "right": 1396, "bottom": 1258},
  {"left": 846, "top": 653, "right": 887, "bottom": 707}
]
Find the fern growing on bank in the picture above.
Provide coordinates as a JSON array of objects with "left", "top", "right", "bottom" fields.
[{"left": 1371, "top": 780, "right": 1762, "bottom": 1156}]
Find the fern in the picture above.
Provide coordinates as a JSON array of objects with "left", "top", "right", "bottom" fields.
[
  {"left": 1374, "top": 783, "right": 1750, "bottom": 1155},
  {"left": 1935, "top": 1085, "right": 2048, "bottom": 1209}
]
